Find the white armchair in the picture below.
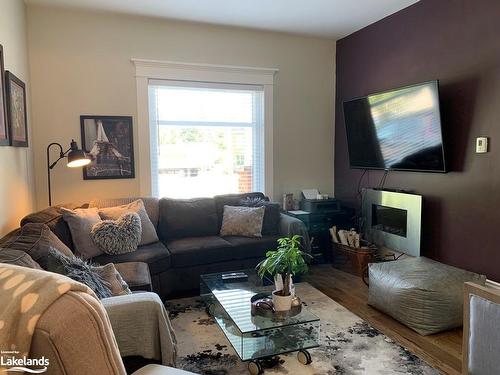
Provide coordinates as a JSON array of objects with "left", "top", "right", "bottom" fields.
[{"left": 463, "top": 281, "right": 500, "bottom": 375}]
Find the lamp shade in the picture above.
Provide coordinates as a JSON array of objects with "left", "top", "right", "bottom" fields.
[{"left": 67, "top": 140, "right": 91, "bottom": 168}]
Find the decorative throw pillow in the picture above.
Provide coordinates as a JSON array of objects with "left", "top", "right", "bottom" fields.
[
  {"left": 240, "top": 197, "right": 281, "bottom": 235},
  {"left": 98, "top": 199, "right": 158, "bottom": 246},
  {"left": 90, "top": 212, "right": 141, "bottom": 255},
  {"left": 0, "top": 248, "right": 42, "bottom": 269},
  {"left": 47, "top": 248, "right": 113, "bottom": 299},
  {"left": 220, "top": 205, "right": 266, "bottom": 238},
  {"left": 94, "top": 263, "right": 132, "bottom": 296},
  {"left": 61, "top": 207, "right": 103, "bottom": 259},
  {"left": 0, "top": 223, "right": 74, "bottom": 269},
  {"left": 214, "top": 192, "right": 267, "bottom": 228}
]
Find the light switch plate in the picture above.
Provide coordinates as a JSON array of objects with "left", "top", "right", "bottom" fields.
[{"left": 476, "top": 137, "right": 488, "bottom": 153}]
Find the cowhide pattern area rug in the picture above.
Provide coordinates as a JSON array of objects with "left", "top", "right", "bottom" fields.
[{"left": 165, "top": 283, "right": 439, "bottom": 375}]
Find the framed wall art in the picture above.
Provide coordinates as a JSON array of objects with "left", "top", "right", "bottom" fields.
[
  {"left": 5, "top": 71, "right": 28, "bottom": 147},
  {"left": 80, "top": 115, "right": 135, "bottom": 180},
  {"left": 0, "top": 45, "right": 9, "bottom": 146}
]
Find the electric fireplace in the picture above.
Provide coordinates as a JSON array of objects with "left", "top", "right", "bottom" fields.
[{"left": 361, "top": 189, "right": 422, "bottom": 257}]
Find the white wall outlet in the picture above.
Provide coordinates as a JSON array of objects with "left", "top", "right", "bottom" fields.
[{"left": 476, "top": 137, "right": 488, "bottom": 153}]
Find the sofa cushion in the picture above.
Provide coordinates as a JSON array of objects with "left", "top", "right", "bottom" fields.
[
  {"left": 93, "top": 241, "right": 171, "bottom": 276},
  {"left": 0, "top": 223, "right": 74, "bottom": 269},
  {"left": 166, "top": 236, "right": 233, "bottom": 267},
  {"left": 224, "top": 235, "right": 281, "bottom": 259},
  {"left": 20, "top": 204, "right": 80, "bottom": 250},
  {"left": 158, "top": 198, "right": 218, "bottom": 240},
  {"left": 214, "top": 192, "right": 266, "bottom": 228},
  {"left": 89, "top": 197, "right": 160, "bottom": 229},
  {"left": 113, "top": 262, "right": 152, "bottom": 291},
  {"left": 0, "top": 228, "right": 21, "bottom": 246},
  {"left": 0, "top": 248, "right": 42, "bottom": 269}
]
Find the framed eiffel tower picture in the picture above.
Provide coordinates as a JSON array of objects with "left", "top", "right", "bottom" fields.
[{"left": 80, "top": 115, "right": 135, "bottom": 180}]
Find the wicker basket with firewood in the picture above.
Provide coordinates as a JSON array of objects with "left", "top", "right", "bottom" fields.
[{"left": 330, "top": 227, "right": 378, "bottom": 280}]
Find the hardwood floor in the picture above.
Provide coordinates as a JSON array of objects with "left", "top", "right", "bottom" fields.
[{"left": 304, "top": 265, "right": 462, "bottom": 375}]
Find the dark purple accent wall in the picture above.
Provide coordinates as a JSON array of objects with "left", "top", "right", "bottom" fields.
[{"left": 335, "top": 0, "right": 500, "bottom": 280}]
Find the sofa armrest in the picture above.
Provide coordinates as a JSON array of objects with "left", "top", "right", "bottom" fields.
[
  {"left": 32, "top": 291, "right": 127, "bottom": 375},
  {"left": 278, "top": 213, "right": 311, "bottom": 253},
  {"left": 101, "top": 292, "right": 177, "bottom": 367}
]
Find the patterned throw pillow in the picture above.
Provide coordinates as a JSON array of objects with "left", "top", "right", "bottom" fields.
[
  {"left": 239, "top": 197, "right": 281, "bottom": 235},
  {"left": 94, "top": 263, "right": 132, "bottom": 296},
  {"left": 90, "top": 212, "right": 142, "bottom": 255},
  {"left": 219, "top": 205, "right": 265, "bottom": 238}
]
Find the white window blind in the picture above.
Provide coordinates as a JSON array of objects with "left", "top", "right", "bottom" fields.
[{"left": 148, "top": 80, "right": 265, "bottom": 198}]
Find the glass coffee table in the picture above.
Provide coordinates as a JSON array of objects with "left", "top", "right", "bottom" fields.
[{"left": 200, "top": 270, "right": 320, "bottom": 374}]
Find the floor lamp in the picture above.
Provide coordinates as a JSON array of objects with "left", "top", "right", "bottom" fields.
[{"left": 46, "top": 139, "right": 91, "bottom": 206}]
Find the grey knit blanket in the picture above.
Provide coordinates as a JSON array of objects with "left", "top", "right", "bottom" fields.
[
  {"left": 279, "top": 213, "right": 311, "bottom": 253},
  {"left": 102, "top": 292, "right": 177, "bottom": 366}
]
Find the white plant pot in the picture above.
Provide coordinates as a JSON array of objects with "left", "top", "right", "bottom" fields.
[{"left": 272, "top": 290, "right": 293, "bottom": 311}]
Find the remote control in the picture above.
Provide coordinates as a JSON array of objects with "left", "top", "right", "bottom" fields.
[{"left": 222, "top": 272, "right": 248, "bottom": 283}]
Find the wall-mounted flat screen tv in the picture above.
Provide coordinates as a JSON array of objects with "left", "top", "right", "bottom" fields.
[{"left": 343, "top": 81, "right": 446, "bottom": 172}]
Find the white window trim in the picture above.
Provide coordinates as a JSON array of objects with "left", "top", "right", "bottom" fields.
[{"left": 132, "top": 58, "right": 278, "bottom": 198}]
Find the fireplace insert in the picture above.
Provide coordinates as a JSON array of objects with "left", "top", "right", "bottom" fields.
[{"left": 362, "top": 189, "right": 422, "bottom": 257}]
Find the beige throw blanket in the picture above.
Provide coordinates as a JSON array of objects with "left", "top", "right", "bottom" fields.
[{"left": 0, "top": 264, "right": 95, "bottom": 368}]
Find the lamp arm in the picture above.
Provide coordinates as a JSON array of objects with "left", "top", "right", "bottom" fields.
[
  {"left": 47, "top": 142, "right": 66, "bottom": 207},
  {"left": 47, "top": 143, "right": 68, "bottom": 170},
  {"left": 46, "top": 140, "right": 86, "bottom": 207}
]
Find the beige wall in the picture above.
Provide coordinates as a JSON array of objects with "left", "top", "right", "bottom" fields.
[
  {"left": 27, "top": 5, "right": 335, "bottom": 207},
  {"left": 0, "top": 0, "right": 34, "bottom": 235}
]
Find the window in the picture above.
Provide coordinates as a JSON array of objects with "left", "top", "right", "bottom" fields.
[{"left": 149, "top": 81, "right": 265, "bottom": 198}]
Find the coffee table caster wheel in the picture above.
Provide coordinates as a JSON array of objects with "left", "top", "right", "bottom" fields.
[
  {"left": 205, "top": 303, "right": 214, "bottom": 316},
  {"left": 297, "top": 349, "right": 312, "bottom": 365},
  {"left": 248, "top": 360, "right": 263, "bottom": 374}
]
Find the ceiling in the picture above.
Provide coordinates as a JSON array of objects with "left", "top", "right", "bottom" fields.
[{"left": 25, "top": 0, "right": 419, "bottom": 39}]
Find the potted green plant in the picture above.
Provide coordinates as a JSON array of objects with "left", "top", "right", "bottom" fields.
[{"left": 256, "top": 235, "right": 311, "bottom": 311}]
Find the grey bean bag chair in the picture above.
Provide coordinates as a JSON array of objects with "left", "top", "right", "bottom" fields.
[{"left": 368, "top": 256, "right": 486, "bottom": 335}]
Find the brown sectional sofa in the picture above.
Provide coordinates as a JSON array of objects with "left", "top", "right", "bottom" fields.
[{"left": 1, "top": 192, "right": 309, "bottom": 298}]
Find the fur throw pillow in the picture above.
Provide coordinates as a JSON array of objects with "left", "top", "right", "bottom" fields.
[
  {"left": 97, "top": 199, "right": 158, "bottom": 246},
  {"left": 91, "top": 212, "right": 141, "bottom": 255},
  {"left": 47, "top": 248, "right": 113, "bottom": 299}
]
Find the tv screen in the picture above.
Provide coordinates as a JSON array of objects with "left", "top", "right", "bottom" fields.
[{"left": 343, "top": 81, "right": 446, "bottom": 172}]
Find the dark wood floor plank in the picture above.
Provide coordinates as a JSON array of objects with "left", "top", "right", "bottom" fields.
[{"left": 304, "top": 265, "right": 462, "bottom": 375}]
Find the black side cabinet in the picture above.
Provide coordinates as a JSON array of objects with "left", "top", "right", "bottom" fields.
[{"left": 284, "top": 209, "right": 353, "bottom": 263}]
